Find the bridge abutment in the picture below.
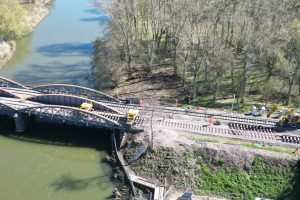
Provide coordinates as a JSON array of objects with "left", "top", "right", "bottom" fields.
[
  {"left": 111, "top": 129, "right": 125, "bottom": 151},
  {"left": 13, "top": 112, "right": 29, "bottom": 132}
]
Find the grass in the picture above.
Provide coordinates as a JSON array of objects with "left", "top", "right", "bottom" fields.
[
  {"left": 183, "top": 95, "right": 269, "bottom": 114},
  {"left": 197, "top": 157, "right": 297, "bottom": 199},
  {"left": 127, "top": 145, "right": 300, "bottom": 200},
  {"left": 190, "top": 136, "right": 298, "bottom": 155},
  {"left": 190, "top": 96, "right": 216, "bottom": 107}
]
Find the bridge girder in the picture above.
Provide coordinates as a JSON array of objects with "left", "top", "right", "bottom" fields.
[
  {"left": 0, "top": 77, "right": 28, "bottom": 89},
  {"left": 18, "top": 105, "right": 122, "bottom": 130},
  {"left": 32, "top": 84, "right": 121, "bottom": 103},
  {"left": 0, "top": 100, "right": 17, "bottom": 115},
  {"left": 26, "top": 94, "right": 123, "bottom": 114},
  {"left": 0, "top": 88, "right": 21, "bottom": 99}
]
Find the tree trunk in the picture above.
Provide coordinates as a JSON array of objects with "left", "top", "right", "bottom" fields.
[
  {"left": 148, "top": 41, "right": 155, "bottom": 74},
  {"left": 182, "top": 51, "right": 189, "bottom": 87},
  {"left": 126, "top": 42, "right": 132, "bottom": 79},
  {"left": 193, "top": 69, "right": 197, "bottom": 97},
  {"left": 230, "top": 62, "right": 234, "bottom": 86},
  {"left": 163, "top": 31, "right": 169, "bottom": 60},
  {"left": 204, "top": 62, "right": 208, "bottom": 82},
  {"left": 240, "top": 56, "right": 250, "bottom": 103},
  {"left": 286, "top": 77, "right": 294, "bottom": 105},
  {"left": 156, "top": 28, "right": 163, "bottom": 48},
  {"left": 298, "top": 76, "right": 300, "bottom": 96},
  {"left": 225, "top": 17, "right": 231, "bottom": 48},
  {"left": 173, "top": 39, "right": 179, "bottom": 76}
]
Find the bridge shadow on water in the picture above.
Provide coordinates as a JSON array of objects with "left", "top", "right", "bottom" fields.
[
  {"left": 50, "top": 174, "right": 112, "bottom": 192},
  {"left": 82, "top": 8, "right": 110, "bottom": 23},
  {"left": 84, "top": 8, "right": 101, "bottom": 15},
  {"left": 80, "top": 16, "right": 110, "bottom": 23},
  {"left": 0, "top": 116, "right": 112, "bottom": 151},
  {"left": 11, "top": 61, "right": 94, "bottom": 87},
  {"left": 0, "top": 117, "right": 121, "bottom": 198},
  {"left": 37, "top": 43, "right": 93, "bottom": 57}
]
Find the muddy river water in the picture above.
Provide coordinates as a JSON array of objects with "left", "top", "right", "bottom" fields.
[{"left": 0, "top": 0, "right": 115, "bottom": 199}]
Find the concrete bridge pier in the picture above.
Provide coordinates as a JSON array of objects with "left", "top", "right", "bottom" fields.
[{"left": 13, "top": 112, "right": 29, "bottom": 132}]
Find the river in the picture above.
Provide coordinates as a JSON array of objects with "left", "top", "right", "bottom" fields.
[{"left": 0, "top": 0, "right": 115, "bottom": 199}]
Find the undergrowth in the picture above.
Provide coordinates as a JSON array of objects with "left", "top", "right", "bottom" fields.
[{"left": 124, "top": 146, "right": 300, "bottom": 200}]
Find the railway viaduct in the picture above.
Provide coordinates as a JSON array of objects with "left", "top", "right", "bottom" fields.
[{"left": 0, "top": 76, "right": 300, "bottom": 147}]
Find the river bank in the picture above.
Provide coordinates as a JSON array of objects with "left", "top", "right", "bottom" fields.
[
  {"left": 0, "top": 0, "right": 53, "bottom": 69},
  {"left": 102, "top": 56, "right": 300, "bottom": 199},
  {"left": 121, "top": 132, "right": 300, "bottom": 199}
]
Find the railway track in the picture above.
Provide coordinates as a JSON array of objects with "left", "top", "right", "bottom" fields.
[
  {"left": 2, "top": 83, "right": 299, "bottom": 145},
  {"left": 102, "top": 101, "right": 278, "bottom": 126},
  {"left": 103, "top": 102, "right": 300, "bottom": 145},
  {"left": 145, "top": 119, "right": 300, "bottom": 146},
  {"left": 228, "top": 122, "right": 276, "bottom": 133},
  {"left": 154, "top": 119, "right": 278, "bottom": 141}
]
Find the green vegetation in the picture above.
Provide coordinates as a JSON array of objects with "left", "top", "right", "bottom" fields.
[
  {"left": 93, "top": 0, "right": 300, "bottom": 106},
  {"left": 0, "top": 0, "right": 30, "bottom": 40},
  {"left": 213, "top": 120, "right": 222, "bottom": 125},
  {"left": 191, "top": 136, "right": 298, "bottom": 155},
  {"left": 198, "top": 158, "right": 296, "bottom": 199},
  {"left": 125, "top": 146, "right": 300, "bottom": 199}
]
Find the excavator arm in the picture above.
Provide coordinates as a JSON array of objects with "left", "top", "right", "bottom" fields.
[{"left": 266, "top": 104, "right": 279, "bottom": 118}]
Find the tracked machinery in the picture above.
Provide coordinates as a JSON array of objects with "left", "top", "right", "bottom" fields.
[
  {"left": 80, "top": 102, "right": 93, "bottom": 111},
  {"left": 127, "top": 109, "right": 139, "bottom": 124},
  {"left": 266, "top": 104, "right": 300, "bottom": 127},
  {"left": 125, "top": 109, "right": 144, "bottom": 133}
]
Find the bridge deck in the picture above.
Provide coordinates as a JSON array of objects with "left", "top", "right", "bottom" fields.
[
  {"left": 2, "top": 87, "right": 42, "bottom": 98},
  {"left": 0, "top": 97, "right": 43, "bottom": 110}
]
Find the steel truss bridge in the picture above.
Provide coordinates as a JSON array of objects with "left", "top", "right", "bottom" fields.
[
  {"left": 1, "top": 76, "right": 300, "bottom": 147},
  {"left": 0, "top": 76, "right": 130, "bottom": 132}
]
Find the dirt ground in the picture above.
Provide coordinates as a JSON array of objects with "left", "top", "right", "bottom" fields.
[{"left": 109, "top": 66, "right": 185, "bottom": 104}]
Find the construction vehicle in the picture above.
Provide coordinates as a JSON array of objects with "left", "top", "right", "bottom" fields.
[
  {"left": 126, "top": 109, "right": 144, "bottom": 133},
  {"left": 80, "top": 102, "right": 93, "bottom": 111},
  {"left": 266, "top": 104, "right": 300, "bottom": 127},
  {"left": 126, "top": 109, "right": 139, "bottom": 124},
  {"left": 126, "top": 109, "right": 139, "bottom": 125}
]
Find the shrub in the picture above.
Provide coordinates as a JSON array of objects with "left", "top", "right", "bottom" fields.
[{"left": 213, "top": 120, "right": 222, "bottom": 125}]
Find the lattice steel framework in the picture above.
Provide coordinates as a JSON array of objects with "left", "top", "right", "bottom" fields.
[
  {"left": 26, "top": 94, "right": 123, "bottom": 114},
  {"left": 0, "top": 77, "right": 28, "bottom": 89},
  {"left": 0, "top": 100, "right": 17, "bottom": 115},
  {"left": 18, "top": 105, "right": 123, "bottom": 130},
  {"left": 32, "top": 84, "right": 121, "bottom": 103}
]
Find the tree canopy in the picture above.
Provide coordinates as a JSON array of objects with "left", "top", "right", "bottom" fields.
[
  {"left": 93, "top": 0, "right": 300, "bottom": 105},
  {"left": 0, "top": 0, "right": 30, "bottom": 40}
]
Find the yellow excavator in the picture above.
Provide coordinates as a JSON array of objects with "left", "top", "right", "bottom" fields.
[
  {"left": 80, "top": 102, "right": 93, "bottom": 111},
  {"left": 266, "top": 104, "right": 300, "bottom": 127},
  {"left": 126, "top": 109, "right": 139, "bottom": 125},
  {"left": 125, "top": 109, "right": 140, "bottom": 131}
]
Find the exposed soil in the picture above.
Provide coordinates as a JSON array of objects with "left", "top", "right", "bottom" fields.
[
  {"left": 109, "top": 65, "right": 185, "bottom": 105},
  {"left": 0, "top": 40, "right": 16, "bottom": 69}
]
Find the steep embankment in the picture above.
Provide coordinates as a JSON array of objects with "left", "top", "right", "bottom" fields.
[
  {"left": 0, "top": 40, "right": 16, "bottom": 69},
  {"left": 123, "top": 140, "right": 300, "bottom": 199},
  {"left": 0, "top": 1, "right": 52, "bottom": 69}
]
